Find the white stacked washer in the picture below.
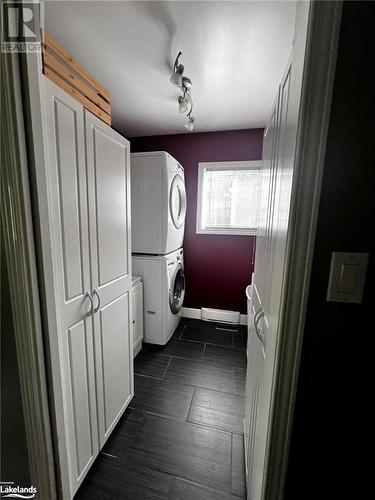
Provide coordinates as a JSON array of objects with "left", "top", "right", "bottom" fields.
[
  {"left": 131, "top": 151, "right": 186, "bottom": 345},
  {"left": 132, "top": 249, "right": 185, "bottom": 345}
]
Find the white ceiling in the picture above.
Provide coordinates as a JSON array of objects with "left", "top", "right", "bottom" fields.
[{"left": 45, "top": 1, "right": 296, "bottom": 137}]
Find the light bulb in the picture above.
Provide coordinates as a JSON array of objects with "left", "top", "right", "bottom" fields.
[
  {"left": 185, "top": 116, "right": 195, "bottom": 132},
  {"left": 182, "top": 76, "right": 192, "bottom": 90},
  {"left": 170, "top": 72, "right": 182, "bottom": 87},
  {"left": 178, "top": 96, "right": 189, "bottom": 113},
  {"left": 170, "top": 64, "right": 184, "bottom": 88}
]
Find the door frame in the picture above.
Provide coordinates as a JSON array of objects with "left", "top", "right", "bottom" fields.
[
  {"left": 1, "top": 49, "right": 57, "bottom": 498},
  {"left": 8, "top": 1, "right": 343, "bottom": 499}
]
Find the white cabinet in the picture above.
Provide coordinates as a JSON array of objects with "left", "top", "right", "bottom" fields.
[
  {"left": 40, "top": 77, "right": 133, "bottom": 498},
  {"left": 132, "top": 277, "right": 144, "bottom": 357}
]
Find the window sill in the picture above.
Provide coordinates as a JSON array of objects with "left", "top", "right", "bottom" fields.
[{"left": 196, "top": 228, "right": 257, "bottom": 236}]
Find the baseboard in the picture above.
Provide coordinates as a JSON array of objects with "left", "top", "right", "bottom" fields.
[
  {"left": 240, "top": 314, "right": 248, "bottom": 326},
  {"left": 181, "top": 307, "right": 201, "bottom": 320},
  {"left": 181, "top": 307, "right": 247, "bottom": 326},
  {"left": 133, "top": 338, "right": 143, "bottom": 358},
  {"left": 202, "top": 307, "right": 240, "bottom": 324}
]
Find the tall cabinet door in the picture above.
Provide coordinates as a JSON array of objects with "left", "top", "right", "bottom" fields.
[
  {"left": 42, "top": 78, "right": 99, "bottom": 495},
  {"left": 85, "top": 111, "right": 134, "bottom": 447}
]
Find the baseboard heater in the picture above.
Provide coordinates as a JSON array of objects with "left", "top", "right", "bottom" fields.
[{"left": 201, "top": 307, "right": 240, "bottom": 325}]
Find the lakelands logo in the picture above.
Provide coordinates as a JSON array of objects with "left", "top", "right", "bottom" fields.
[
  {"left": 0, "top": 482, "right": 37, "bottom": 499},
  {"left": 1, "top": 1, "right": 44, "bottom": 53}
]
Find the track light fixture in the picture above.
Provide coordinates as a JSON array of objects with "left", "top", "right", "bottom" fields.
[{"left": 170, "top": 52, "right": 195, "bottom": 132}]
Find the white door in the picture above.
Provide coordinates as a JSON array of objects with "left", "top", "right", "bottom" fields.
[
  {"left": 244, "top": 284, "right": 260, "bottom": 476},
  {"left": 244, "top": 92, "right": 280, "bottom": 493},
  {"left": 245, "top": 285, "right": 267, "bottom": 486},
  {"left": 42, "top": 78, "right": 99, "bottom": 494},
  {"left": 245, "top": 17, "right": 309, "bottom": 493},
  {"left": 253, "top": 94, "right": 280, "bottom": 316},
  {"left": 85, "top": 111, "right": 134, "bottom": 447}
]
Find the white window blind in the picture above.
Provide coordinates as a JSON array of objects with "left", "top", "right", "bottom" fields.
[{"left": 197, "top": 161, "right": 261, "bottom": 235}]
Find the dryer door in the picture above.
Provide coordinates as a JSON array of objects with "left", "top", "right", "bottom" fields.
[
  {"left": 169, "top": 174, "right": 186, "bottom": 229},
  {"left": 169, "top": 263, "right": 185, "bottom": 314}
]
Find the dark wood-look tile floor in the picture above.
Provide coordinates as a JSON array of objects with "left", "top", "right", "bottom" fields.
[{"left": 75, "top": 319, "right": 247, "bottom": 499}]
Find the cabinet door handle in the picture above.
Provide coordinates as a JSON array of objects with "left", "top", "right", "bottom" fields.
[
  {"left": 85, "top": 291, "right": 94, "bottom": 317},
  {"left": 254, "top": 306, "right": 265, "bottom": 345},
  {"left": 92, "top": 288, "right": 101, "bottom": 314},
  {"left": 253, "top": 306, "right": 261, "bottom": 325}
]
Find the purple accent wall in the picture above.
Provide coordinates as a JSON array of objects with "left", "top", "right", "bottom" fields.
[{"left": 130, "top": 128, "right": 264, "bottom": 314}]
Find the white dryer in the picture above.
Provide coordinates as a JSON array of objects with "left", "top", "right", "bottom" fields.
[
  {"left": 131, "top": 151, "right": 186, "bottom": 254},
  {"left": 132, "top": 248, "right": 185, "bottom": 345}
]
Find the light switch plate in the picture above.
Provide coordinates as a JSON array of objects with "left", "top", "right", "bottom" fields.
[{"left": 326, "top": 252, "right": 369, "bottom": 303}]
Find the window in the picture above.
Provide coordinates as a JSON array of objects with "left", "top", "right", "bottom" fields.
[{"left": 196, "top": 161, "right": 261, "bottom": 236}]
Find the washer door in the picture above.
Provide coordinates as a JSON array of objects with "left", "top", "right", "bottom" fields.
[
  {"left": 169, "top": 174, "right": 187, "bottom": 229},
  {"left": 169, "top": 263, "right": 185, "bottom": 314}
]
